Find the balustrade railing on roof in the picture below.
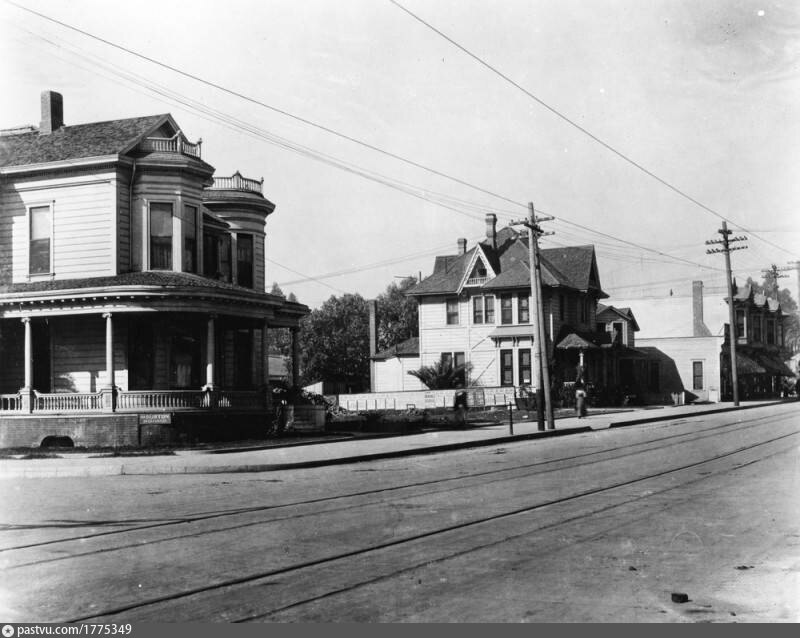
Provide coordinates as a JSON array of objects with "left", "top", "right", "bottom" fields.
[
  {"left": 466, "top": 276, "right": 492, "bottom": 286},
  {"left": 140, "top": 134, "right": 202, "bottom": 158},
  {"left": 208, "top": 173, "right": 264, "bottom": 193}
]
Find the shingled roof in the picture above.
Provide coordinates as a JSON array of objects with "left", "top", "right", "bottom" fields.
[
  {"left": 408, "top": 226, "right": 608, "bottom": 298},
  {"left": 0, "top": 115, "right": 170, "bottom": 168}
]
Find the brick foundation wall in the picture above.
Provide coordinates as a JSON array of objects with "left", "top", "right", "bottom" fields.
[{"left": 0, "top": 411, "right": 273, "bottom": 448}]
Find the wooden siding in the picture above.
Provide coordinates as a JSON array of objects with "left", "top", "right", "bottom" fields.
[
  {"left": 0, "top": 321, "right": 25, "bottom": 392},
  {"left": 51, "top": 316, "right": 128, "bottom": 393},
  {"left": 116, "top": 171, "right": 131, "bottom": 273},
  {"left": 3, "top": 173, "right": 117, "bottom": 282},
  {"left": 373, "top": 356, "right": 425, "bottom": 392},
  {"left": 254, "top": 234, "right": 265, "bottom": 292}
]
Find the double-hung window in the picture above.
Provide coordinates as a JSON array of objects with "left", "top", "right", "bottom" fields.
[
  {"left": 149, "top": 202, "right": 173, "bottom": 270},
  {"left": 446, "top": 299, "right": 459, "bottom": 325},
  {"left": 473, "top": 296, "right": 495, "bottom": 324},
  {"left": 182, "top": 205, "right": 198, "bottom": 273},
  {"left": 518, "top": 294, "right": 530, "bottom": 323},
  {"left": 500, "top": 295, "right": 513, "bottom": 325},
  {"left": 29, "top": 204, "right": 52, "bottom": 275},
  {"left": 236, "top": 233, "right": 254, "bottom": 288}
]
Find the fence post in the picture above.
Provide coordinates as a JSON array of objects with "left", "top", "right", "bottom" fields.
[{"left": 508, "top": 402, "right": 514, "bottom": 435}]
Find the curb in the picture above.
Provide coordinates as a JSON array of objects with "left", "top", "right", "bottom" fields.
[
  {"left": 118, "top": 425, "right": 595, "bottom": 475},
  {"left": 607, "top": 401, "right": 783, "bottom": 428}
]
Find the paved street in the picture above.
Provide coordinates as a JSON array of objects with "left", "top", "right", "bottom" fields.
[{"left": 1, "top": 403, "right": 798, "bottom": 622}]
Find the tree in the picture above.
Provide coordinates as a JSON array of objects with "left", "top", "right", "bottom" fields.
[
  {"left": 376, "top": 277, "right": 418, "bottom": 352},
  {"left": 270, "top": 281, "right": 285, "bottom": 297},
  {"left": 298, "top": 293, "right": 371, "bottom": 391},
  {"left": 287, "top": 292, "right": 298, "bottom": 303},
  {"left": 408, "top": 360, "right": 471, "bottom": 390}
]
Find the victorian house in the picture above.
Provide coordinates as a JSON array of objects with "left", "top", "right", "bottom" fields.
[
  {"left": 401, "top": 214, "right": 618, "bottom": 394},
  {"left": 0, "top": 91, "right": 307, "bottom": 447}
]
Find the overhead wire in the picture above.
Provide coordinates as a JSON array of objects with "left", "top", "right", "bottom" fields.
[
  {"left": 388, "top": 0, "right": 797, "bottom": 260},
  {"left": 3, "top": 3, "right": 764, "bottom": 286}
]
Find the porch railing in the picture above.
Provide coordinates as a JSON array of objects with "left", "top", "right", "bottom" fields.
[
  {"left": 217, "top": 391, "right": 266, "bottom": 410},
  {"left": 0, "top": 390, "right": 265, "bottom": 413},
  {"left": 0, "top": 393, "right": 22, "bottom": 412},
  {"left": 117, "top": 390, "right": 207, "bottom": 411},
  {"left": 34, "top": 391, "right": 102, "bottom": 412}
]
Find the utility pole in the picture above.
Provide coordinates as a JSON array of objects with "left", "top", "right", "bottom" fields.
[
  {"left": 706, "top": 222, "right": 747, "bottom": 406},
  {"left": 788, "top": 261, "right": 800, "bottom": 306},
  {"left": 511, "top": 204, "right": 554, "bottom": 430},
  {"left": 761, "top": 264, "right": 788, "bottom": 296}
]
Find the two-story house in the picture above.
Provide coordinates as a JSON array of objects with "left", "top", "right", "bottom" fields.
[
  {"left": 0, "top": 91, "right": 308, "bottom": 447},
  {"left": 401, "top": 214, "right": 615, "bottom": 395},
  {"left": 722, "top": 281, "right": 793, "bottom": 399}
]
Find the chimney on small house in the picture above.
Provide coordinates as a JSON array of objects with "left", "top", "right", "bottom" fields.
[
  {"left": 368, "top": 299, "right": 379, "bottom": 357},
  {"left": 485, "top": 213, "right": 497, "bottom": 250},
  {"left": 40, "top": 90, "right": 64, "bottom": 135},
  {"left": 692, "top": 280, "right": 707, "bottom": 337},
  {"left": 457, "top": 238, "right": 467, "bottom": 255}
]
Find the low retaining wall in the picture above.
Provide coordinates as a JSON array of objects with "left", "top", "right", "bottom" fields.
[
  {"left": 335, "top": 387, "right": 517, "bottom": 412},
  {"left": 0, "top": 411, "right": 272, "bottom": 448}
]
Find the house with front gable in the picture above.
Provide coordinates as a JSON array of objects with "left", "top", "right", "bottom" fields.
[
  {"left": 0, "top": 90, "right": 308, "bottom": 447},
  {"left": 399, "top": 213, "right": 631, "bottom": 396}
]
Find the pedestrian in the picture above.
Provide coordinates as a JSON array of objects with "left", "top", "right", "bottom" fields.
[
  {"left": 453, "top": 385, "right": 469, "bottom": 428},
  {"left": 575, "top": 381, "right": 587, "bottom": 419}
]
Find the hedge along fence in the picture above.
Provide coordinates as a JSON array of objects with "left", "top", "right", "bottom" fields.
[{"left": 333, "top": 387, "right": 518, "bottom": 412}]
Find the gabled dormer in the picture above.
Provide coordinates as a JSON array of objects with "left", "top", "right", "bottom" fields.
[{"left": 457, "top": 244, "right": 497, "bottom": 293}]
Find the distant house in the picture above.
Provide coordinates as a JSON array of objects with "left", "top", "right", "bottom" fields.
[
  {"left": 612, "top": 281, "right": 725, "bottom": 402},
  {"left": 370, "top": 337, "right": 424, "bottom": 392},
  {"left": 722, "top": 282, "right": 794, "bottom": 399},
  {"left": 613, "top": 280, "right": 793, "bottom": 403},
  {"left": 396, "top": 214, "right": 650, "bottom": 399},
  {"left": 0, "top": 91, "right": 308, "bottom": 447}
]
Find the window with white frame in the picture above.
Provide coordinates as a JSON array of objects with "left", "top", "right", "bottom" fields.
[
  {"left": 446, "top": 298, "right": 459, "bottom": 325},
  {"left": 149, "top": 202, "right": 173, "bottom": 270},
  {"left": 182, "top": 205, "right": 198, "bottom": 273},
  {"left": 500, "top": 294, "right": 513, "bottom": 325},
  {"left": 236, "top": 233, "right": 254, "bottom": 288},
  {"left": 28, "top": 204, "right": 52, "bottom": 275},
  {"left": 518, "top": 294, "right": 530, "bottom": 323},
  {"left": 473, "top": 295, "right": 495, "bottom": 324}
]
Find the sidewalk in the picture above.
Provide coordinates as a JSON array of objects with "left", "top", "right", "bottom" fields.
[{"left": 0, "top": 400, "right": 785, "bottom": 478}]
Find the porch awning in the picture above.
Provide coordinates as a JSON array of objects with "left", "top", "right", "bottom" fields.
[
  {"left": 489, "top": 326, "right": 536, "bottom": 339},
  {"left": 556, "top": 333, "right": 599, "bottom": 350},
  {"left": 752, "top": 352, "right": 795, "bottom": 377},
  {"left": 730, "top": 352, "right": 765, "bottom": 375}
]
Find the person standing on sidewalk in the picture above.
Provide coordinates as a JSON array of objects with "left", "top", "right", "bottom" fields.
[
  {"left": 453, "top": 385, "right": 469, "bottom": 428},
  {"left": 575, "top": 380, "right": 588, "bottom": 419}
]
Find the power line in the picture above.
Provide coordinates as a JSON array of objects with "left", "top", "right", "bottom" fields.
[
  {"left": 5, "top": 0, "right": 525, "bottom": 212},
  {"left": 6, "top": 5, "right": 746, "bottom": 279},
  {"left": 388, "top": 0, "right": 797, "bottom": 260}
]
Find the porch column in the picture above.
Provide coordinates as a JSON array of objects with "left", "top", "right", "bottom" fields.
[
  {"left": 291, "top": 326, "right": 300, "bottom": 388},
  {"left": 103, "top": 313, "right": 115, "bottom": 389},
  {"left": 20, "top": 318, "right": 34, "bottom": 412},
  {"left": 22, "top": 317, "right": 32, "bottom": 389},
  {"left": 101, "top": 313, "right": 116, "bottom": 412},
  {"left": 203, "top": 314, "right": 217, "bottom": 391}
]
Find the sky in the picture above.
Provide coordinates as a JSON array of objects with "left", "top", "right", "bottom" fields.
[{"left": 1, "top": 0, "right": 798, "bottom": 308}]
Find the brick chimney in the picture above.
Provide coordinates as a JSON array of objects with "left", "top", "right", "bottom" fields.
[
  {"left": 485, "top": 213, "right": 497, "bottom": 249},
  {"left": 40, "top": 90, "right": 64, "bottom": 135},
  {"left": 692, "top": 280, "right": 711, "bottom": 336},
  {"left": 457, "top": 238, "right": 467, "bottom": 255}
]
